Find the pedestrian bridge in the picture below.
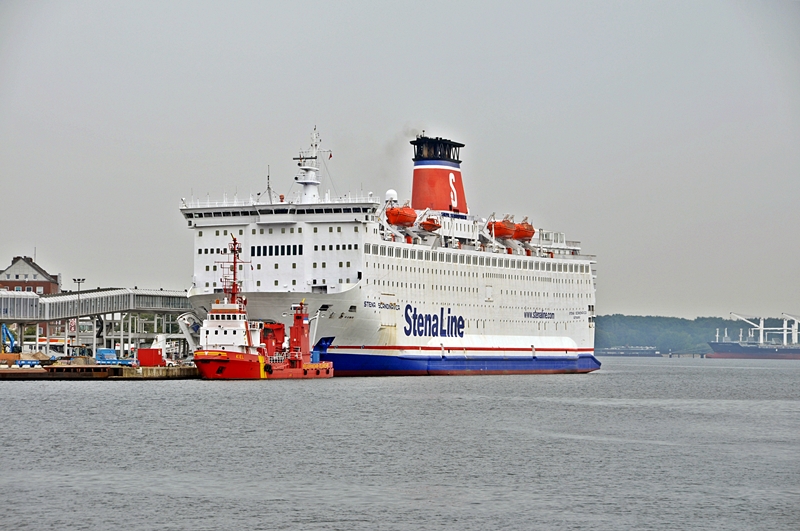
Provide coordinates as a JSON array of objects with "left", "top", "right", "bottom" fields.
[
  {"left": 1, "top": 288, "right": 197, "bottom": 357},
  {"left": 0, "top": 288, "right": 192, "bottom": 323}
]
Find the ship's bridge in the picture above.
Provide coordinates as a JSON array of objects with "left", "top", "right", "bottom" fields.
[{"left": 181, "top": 195, "right": 381, "bottom": 229}]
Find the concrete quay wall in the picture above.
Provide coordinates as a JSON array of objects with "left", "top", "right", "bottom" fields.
[
  {"left": 0, "top": 365, "right": 199, "bottom": 380},
  {"left": 114, "top": 366, "right": 199, "bottom": 379}
]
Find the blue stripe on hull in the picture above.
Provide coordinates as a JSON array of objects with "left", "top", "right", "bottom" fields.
[{"left": 321, "top": 352, "right": 601, "bottom": 376}]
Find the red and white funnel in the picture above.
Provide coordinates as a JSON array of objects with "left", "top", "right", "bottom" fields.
[{"left": 410, "top": 136, "right": 468, "bottom": 214}]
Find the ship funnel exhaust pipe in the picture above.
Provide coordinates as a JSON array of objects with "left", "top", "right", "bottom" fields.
[{"left": 410, "top": 136, "right": 468, "bottom": 214}]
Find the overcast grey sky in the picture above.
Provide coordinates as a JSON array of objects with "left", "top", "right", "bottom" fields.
[{"left": 1, "top": 1, "right": 798, "bottom": 318}]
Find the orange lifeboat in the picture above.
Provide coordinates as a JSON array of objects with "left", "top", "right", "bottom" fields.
[
  {"left": 419, "top": 217, "right": 441, "bottom": 232},
  {"left": 386, "top": 204, "right": 417, "bottom": 227},
  {"left": 513, "top": 217, "right": 535, "bottom": 242},
  {"left": 487, "top": 217, "right": 515, "bottom": 239}
]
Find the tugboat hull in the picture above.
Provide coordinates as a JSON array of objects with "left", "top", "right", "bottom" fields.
[{"left": 195, "top": 351, "right": 333, "bottom": 379}]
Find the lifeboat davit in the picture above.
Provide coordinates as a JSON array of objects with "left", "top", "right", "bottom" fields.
[
  {"left": 419, "top": 217, "right": 441, "bottom": 232},
  {"left": 386, "top": 205, "right": 417, "bottom": 227},
  {"left": 487, "top": 218, "right": 515, "bottom": 239},
  {"left": 513, "top": 217, "right": 535, "bottom": 242}
]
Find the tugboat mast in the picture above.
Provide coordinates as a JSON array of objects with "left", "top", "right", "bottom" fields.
[{"left": 221, "top": 236, "right": 243, "bottom": 306}]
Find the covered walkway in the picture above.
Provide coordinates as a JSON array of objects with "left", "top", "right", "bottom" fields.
[{"left": 0, "top": 288, "right": 194, "bottom": 357}]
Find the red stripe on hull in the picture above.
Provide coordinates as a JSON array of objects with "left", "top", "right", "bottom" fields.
[{"left": 333, "top": 345, "right": 595, "bottom": 353}]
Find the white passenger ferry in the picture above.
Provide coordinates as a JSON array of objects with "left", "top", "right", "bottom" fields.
[{"left": 181, "top": 129, "right": 599, "bottom": 375}]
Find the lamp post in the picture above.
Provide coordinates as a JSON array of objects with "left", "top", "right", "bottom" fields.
[{"left": 73, "top": 278, "right": 85, "bottom": 353}]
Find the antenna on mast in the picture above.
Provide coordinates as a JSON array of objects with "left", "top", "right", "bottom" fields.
[
  {"left": 256, "top": 165, "right": 273, "bottom": 204},
  {"left": 266, "top": 165, "right": 273, "bottom": 204}
]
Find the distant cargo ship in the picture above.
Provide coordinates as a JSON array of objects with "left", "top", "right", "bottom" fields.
[
  {"left": 707, "top": 342, "right": 800, "bottom": 359},
  {"left": 707, "top": 313, "right": 800, "bottom": 360}
]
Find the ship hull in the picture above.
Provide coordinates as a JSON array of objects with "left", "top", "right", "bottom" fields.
[
  {"left": 190, "top": 290, "right": 600, "bottom": 376},
  {"left": 706, "top": 352, "right": 800, "bottom": 360},
  {"left": 195, "top": 356, "right": 262, "bottom": 379},
  {"left": 322, "top": 351, "right": 600, "bottom": 376},
  {"left": 707, "top": 342, "right": 800, "bottom": 360},
  {"left": 194, "top": 350, "right": 333, "bottom": 379}
]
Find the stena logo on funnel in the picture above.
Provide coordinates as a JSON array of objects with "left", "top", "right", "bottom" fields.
[
  {"left": 410, "top": 135, "right": 469, "bottom": 214},
  {"left": 411, "top": 163, "right": 468, "bottom": 213}
]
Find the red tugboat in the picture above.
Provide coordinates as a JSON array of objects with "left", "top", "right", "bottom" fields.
[{"left": 193, "top": 237, "right": 333, "bottom": 379}]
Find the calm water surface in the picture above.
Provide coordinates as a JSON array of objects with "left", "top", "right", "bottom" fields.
[{"left": 1, "top": 357, "right": 798, "bottom": 530}]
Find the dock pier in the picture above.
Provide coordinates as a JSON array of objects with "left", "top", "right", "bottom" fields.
[{"left": 0, "top": 365, "right": 199, "bottom": 380}]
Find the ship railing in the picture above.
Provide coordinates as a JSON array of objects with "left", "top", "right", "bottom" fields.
[
  {"left": 182, "top": 194, "right": 380, "bottom": 209},
  {"left": 182, "top": 198, "right": 257, "bottom": 208},
  {"left": 268, "top": 354, "right": 287, "bottom": 364},
  {"left": 319, "top": 195, "right": 381, "bottom": 205}
]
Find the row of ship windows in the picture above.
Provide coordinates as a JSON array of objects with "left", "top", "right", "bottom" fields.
[
  {"left": 485, "top": 273, "right": 588, "bottom": 286},
  {"left": 203, "top": 278, "right": 355, "bottom": 288},
  {"left": 201, "top": 243, "right": 364, "bottom": 257},
  {"left": 250, "top": 245, "right": 303, "bottom": 257},
  {"left": 205, "top": 261, "right": 352, "bottom": 271},
  {"left": 245, "top": 243, "right": 361, "bottom": 257},
  {"left": 314, "top": 244, "right": 359, "bottom": 251},
  {"left": 198, "top": 226, "right": 360, "bottom": 237},
  {"left": 365, "top": 244, "right": 589, "bottom": 273},
  {"left": 187, "top": 206, "right": 377, "bottom": 218},
  {"left": 367, "top": 263, "right": 590, "bottom": 287},
  {"left": 200, "top": 228, "right": 299, "bottom": 237},
  {"left": 208, "top": 314, "right": 245, "bottom": 321},
  {"left": 363, "top": 279, "right": 587, "bottom": 299}
]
